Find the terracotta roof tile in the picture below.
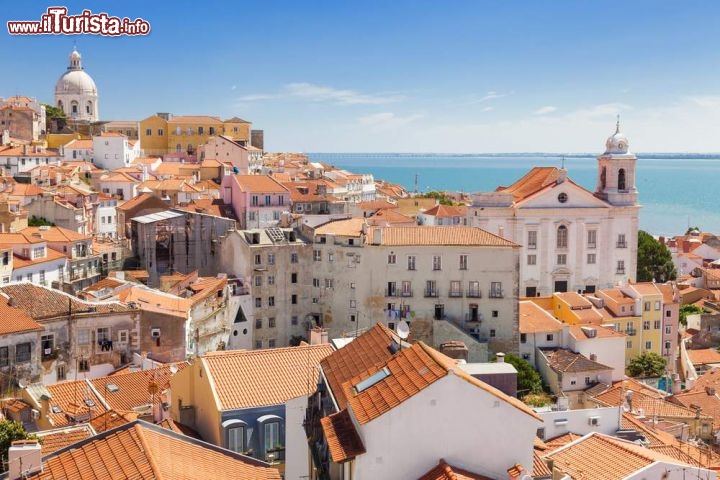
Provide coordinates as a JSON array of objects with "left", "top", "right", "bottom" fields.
[
  {"left": 314, "top": 218, "right": 366, "bottom": 237},
  {"left": 544, "top": 432, "right": 583, "bottom": 452},
  {"left": 545, "top": 432, "right": 698, "bottom": 479},
  {"left": 90, "top": 409, "right": 139, "bottom": 433},
  {"left": 542, "top": 349, "right": 613, "bottom": 373},
  {"left": 687, "top": 349, "right": 720, "bottom": 366},
  {"left": 418, "top": 459, "right": 492, "bottom": 480},
  {"left": 0, "top": 295, "right": 43, "bottom": 335},
  {"left": 421, "top": 204, "right": 467, "bottom": 218},
  {"left": 35, "top": 425, "right": 94, "bottom": 455},
  {"left": 320, "top": 409, "right": 365, "bottom": 463},
  {"left": 592, "top": 382, "right": 711, "bottom": 420},
  {"left": 202, "top": 344, "right": 334, "bottom": 410},
  {"left": 519, "top": 301, "right": 563, "bottom": 334},
  {"left": 320, "top": 323, "right": 397, "bottom": 410},
  {"left": 35, "top": 380, "right": 110, "bottom": 428},
  {"left": 21, "top": 225, "right": 89, "bottom": 243},
  {"left": 367, "top": 226, "right": 517, "bottom": 247},
  {"left": 29, "top": 421, "right": 281, "bottom": 480},
  {"left": 167, "top": 115, "right": 223, "bottom": 124},
  {"left": 157, "top": 418, "right": 202, "bottom": 439},
  {"left": 495, "top": 167, "right": 563, "bottom": 202},
  {"left": 233, "top": 174, "right": 289, "bottom": 194},
  {"left": 0, "top": 283, "right": 133, "bottom": 320}
]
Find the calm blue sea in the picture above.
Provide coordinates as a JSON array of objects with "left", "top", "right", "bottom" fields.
[{"left": 308, "top": 153, "right": 720, "bottom": 237}]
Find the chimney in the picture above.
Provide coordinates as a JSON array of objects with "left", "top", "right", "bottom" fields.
[
  {"left": 23, "top": 145, "right": 28, "bottom": 155},
  {"left": 557, "top": 169, "right": 567, "bottom": 183},
  {"left": 8, "top": 440, "right": 42, "bottom": 479},
  {"left": 309, "top": 327, "right": 328, "bottom": 345},
  {"left": 506, "top": 464, "right": 527, "bottom": 480},
  {"left": 496, "top": 352, "right": 505, "bottom": 363},
  {"left": 706, "top": 386, "right": 716, "bottom": 396},
  {"left": 1, "top": 129, "right": 9, "bottom": 145},
  {"left": 7, "top": 296, "right": 13, "bottom": 307}
]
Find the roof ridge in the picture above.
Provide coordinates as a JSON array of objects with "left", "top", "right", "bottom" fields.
[{"left": 134, "top": 422, "right": 166, "bottom": 480}]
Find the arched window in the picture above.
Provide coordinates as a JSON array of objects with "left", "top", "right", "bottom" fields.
[
  {"left": 618, "top": 168, "right": 626, "bottom": 191},
  {"left": 600, "top": 166, "right": 606, "bottom": 190},
  {"left": 71, "top": 101, "right": 78, "bottom": 114},
  {"left": 57, "top": 100, "right": 63, "bottom": 109},
  {"left": 187, "top": 144, "right": 194, "bottom": 154},
  {"left": 176, "top": 144, "right": 182, "bottom": 152},
  {"left": 557, "top": 225, "right": 568, "bottom": 248},
  {"left": 86, "top": 101, "right": 93, "bottom": 115}
]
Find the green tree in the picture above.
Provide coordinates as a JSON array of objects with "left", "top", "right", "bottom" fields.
[
  {"left": 679, "top": 304, "right": 704, "bottom": 327},
  {"left": 289, "top": 335, "right": 307, "bottom": 346},
  {"left": 28, "top": 216, "right": 54, "bottom": 227},
  {"left": 627, "top": 351, "right": 667, "bottom": 378},
  {"left": 637, "top": 230, "right": 676, "bottom": 282},
  {"left": 42, "top": 104, "right": 65, "bottom": 120},
  {"left": 0, "top": 420, "right": 37, "bottom": 470},
  {"left": 498, "top": 353, "right": 543, "bottom": 396},
  {"left": 685, "top": 226, "right": 701, "bottom": 235},
  {"left": 419, "top": 191, "right": 456, "bottom": 206}
]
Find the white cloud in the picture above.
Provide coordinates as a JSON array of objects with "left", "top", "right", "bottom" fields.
[
  {"left": 482, "top": 106, "right": 493, "bottom": 112},
  {"left": 469, "top": 91, "right": 513, "bottom": 104},
  {"left": 688, "top": 95, "right": 720, "bottom": 108},
  {"left": 230, "top": 85, "right": 237, "bottom": 91},
  {"left": 533, "top": 106, "right": 557, "bottom": 115},
  {"left": 237, "top": 83, "right": 405, "bottom": 106}
]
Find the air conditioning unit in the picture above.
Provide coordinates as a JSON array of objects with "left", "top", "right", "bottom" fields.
[
  {"left": 151, "top": 328, "right": 161, "bottom": 338},
  {"left": 31, "top": 409, "right": 40, "bottom": 420},
  {"left": 589, "top": 416, "right": 600, "bottom": 426},
  {"left": 44, "top": 348, "right": 52, "bottom": 355}
]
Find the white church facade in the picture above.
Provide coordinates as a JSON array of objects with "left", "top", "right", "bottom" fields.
[
  {"left": 468, "top": 122, "right": 640, "bottom": 297},
  {"left": 54, "top": 48, "right": 99, "bottom": 123}
]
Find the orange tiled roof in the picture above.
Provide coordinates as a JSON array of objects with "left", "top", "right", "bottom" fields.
[
  {"left": 418, "top": 459, "right": 492, "bottom": 480},
  {"left": 519, "top": 301, "right": 563, "bottom": 333},
  {"left": 101, "top": 171, "right": 141, "bottom": 183},
  {"left": 421, "top": 204, "right": 467, "bottom": 218},
  {"left": 21, "top": 225, "right": 89, "bottom": 243},
  {"left": 202, "top": 344, "right": 334, "bottom": 410},
  {"left": 90, "top": 409, "right": 139, "bottom": 433},
  {"left": 167, "top": 115, "right": 223, "bottom": 124},
  {"left": 89, "top": 363, "right": 189, "bottom": 412},
  {"left": 367, "top": 209, "right": 416, "bottom": 226},
  {"left": 38, "top": 380, "right": 110, "bottom": 428},
  {"left": 567, "top": 324, "right": 625, "bottom": 340},
  {"left": 542, "top": 349, "right": 613, "bottom": 374},
  {"left": 556, "top": 292, "right": 593, "bottom": 309},
  {"left": 35, "top": 425, "right": 94, "bottom": 455},
  {"left": 29, "top": 421, "right": 281, "bottom": 480},
  {"left": 233, "top": 174, "right": 289, "bottom": 194},
  {"left": 116, "top": 192, "right": 161, "bottom": 211},
  {"left": 495, "top": 167, "right": 563, "bottom": 202},
  {"left": 544, "top": 432, "right": 583, "bottom": 452},
  {"left": 0, "top": 283, "right": 133, "bottom": 320},
  {"left": 64, "top": 139, "right": 94, "bottom": 150},
  {"left": 687, "top": 349, "right": 720, "bottom": 366},
  {"left": 320, "top": 323, "right": 397, "bottom": 410},
  {"left": 592, "top": 381, "right": 711, "bottom": 420},
  {"left": 672, "top": 389, "right": 720, "bottom": 423},
  {"left": 320, "top": 409, "right": 366, "bottom": 463},
  {"left": 157, "top": 418, "right": 202, "bottom": 439},
  {"left": 367, "top": 226, "right": 517, "bottom": 247},
  {"left": 0, "top": 295, "right": 43, "bottom": 335},
  {"left": 315, "top": 218, "right": 365, "bottom": 237},
  {"left": 342, "top": 341, "right": 541, "bottom": 425},
  {"left": 532, "top": 450, "right": 552, "bottom": 477},
  {"left": 688, "top": 368, "right": 720, "bottom": 394},
  {"left": 545, "top": 432, "right": 697, "bottom": 480},
  {"left": 12, "top": 248, "right": 67, "bottom": 269}
]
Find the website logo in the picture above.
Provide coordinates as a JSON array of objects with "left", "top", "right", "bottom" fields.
[{"left": 7, "top": 7, "right": 151, "bottom": 36}]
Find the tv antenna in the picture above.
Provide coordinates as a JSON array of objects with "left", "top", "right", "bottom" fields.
[{"left": 396, "top": 320, "right": 410, "bottom": 348}]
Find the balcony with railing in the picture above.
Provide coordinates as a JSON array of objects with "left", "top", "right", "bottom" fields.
[
  {"left": 399, "top": 289, "right": 413, "bottom": 298},
  {"left": 385, "top": 288, "right": 398, "bottom": 297},
  {"left": 467, "top": 289, "right": 482, "bottom": 298},
  {"left": 448, "top": 289, "right": 463, "bottom": 298},
  {"left": 625, "top": 328, "right": 636, "bottom": 336},
  {"left": 489, "top": 291, "right": 504, "bottom": 299},
  {"left": 616, "top": 268, "right": 626, "bottom": 275},
  {"left": 616, "top": 241, "right": 627, "bottom": 248},
  {"left": 424, "top": 289, "right": 439, "bottom": 298}
]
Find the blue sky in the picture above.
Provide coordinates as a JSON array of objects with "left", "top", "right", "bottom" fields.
[{"left": 2, "top": 1, "right": 720, "bottom": 152}]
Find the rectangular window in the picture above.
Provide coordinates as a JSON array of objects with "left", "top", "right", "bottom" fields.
[
  {"left": 227, "top": 426, "right": 245, "bottom": 453},
  {"left": 255, "top": 340, "right": 262, "bottom": 349},
  {"left": 328, "top": 252, "right": 334, "bottom": 262},
  {"left": 56, "top": 365, "right": 66, "bottom": 381},
  {"left": 313, "top": 278, "right": 320, "bottom": 288},
  {"left": 490, "top": 329, "right": 496, "bottom": 338},
  {"left": 666, "top": 310, "right": 671, "bottom": 318},
  {"left": 468, "top": 281, "right": 480, "bottom": 297},
  {"left": 407, "top": 255, "right": 416, "bottom": 270},
  {"left": 324, "top": 279, "right": 334, "bottom": 288},
  {"left": 654, "top": 320, "right": 661, "bottom": 329},
  {"left": 158, "top": 128, "right": 164, "bottom": 136},
  {"left": 41, "top": 334, "right": 54, "bottom": 358},
  {"left": 118, "top": 330, "right": 129, "bottom": 344},
  {"left": 557, "top": 254, "right": 567, "bottom": 265},
  {"left": 145, "top": 128, "right": 152, "bottom": 136},
  {"left": 401, "top": 281, "right": 412, "bottom": 297},
  {"left": 15, "top": 343, "right": 31, "bottom": 363},
  {"left": 350, "top": 300, "right": 357, "bottom": 309},
  {"left": 587, "top": 253, "right": 596, "bottom": 264},
  {"left": 644, "top": 301, "right": 650, "bottom": 311},
  {"left": 39, "top": 270, "right": 46, "bottom": 285},
  {"left": 587, "top": 230, "right": 597, "bottom": 249},
  {"left": 643, "top": 321, "right": 650, "bottom": 330},
  {"left": 459, "top": 255, "right": 468, "bottom": 270},
  {"left": 313, "top": 250, "right": 321, "bottom": 262},
  {"left": 33, "top": 246, "right": 45, "bottom": 258},
  {"left": 252, "top": 195, "right": 259, "bottom": 206},
  {"left": 268, "top": 254, "right": 275, "bottom": 265},
  {"left": 78, "top": 329, "right": 90, "bottom": 345},
  {"left": 655, "top": 301, "right": 661, "bottom": 310},
  {"left": 255, "top": 276, "right": 262, "bottom": 287},
  {"left": 291, "top": 315, "right": 298, "bottom": 326},
  {"left": 520, "top": 333, "right": 527, "bottom": 343},
  {"left": 546, "top": 334, "right": 554, "bottom": 341},
  {"left": 291, "top": 294, "right": 297, "bottom": 304},
  {"left": 254, "top": 254, "right": 262, "bottom": 265},
  {"left": 268, "top": 296, "right": 275, "bottom": 307},
  {"left": 645, "top": 341, "right": 652, "bottom": 350},
  {"left": 617, "top": 234, "right": 627, "bottom": 248},
  {"left": 388, "top": 253, "right": 396, "bottom": 264},
  {"left": 269, "top": 317, "right": 276, "bottom": 328},
  {"left": 255, "top": 318, "right": 262, "bottom": 329},
  {"left": 665, "top": 326, "right": 672, "bottom": 335},
  {"left": 264, "top": 422, "right": 280, "bottom": 452},
  {"left": 527, "top": 254, "right": 536, "bottom": 265},
  {"left": 490, "top": 282, "right": 503, "bottom": 298},
  {"left": 268, "top": 275, "right": 275, "bottom": 285},
  {"left": 627, "top": 340, "right": 632, "bottom": 349},
  {"left": 449, "top": 280, "right": 461, "bottom": 296},
  {"left": 527, "top": 231, "right": 537, "bottom": 249},
  {"left": 432, "top": 255, "right": 442, "bottom": 271},
  {"left": 97, "top": 328, "right": 110, "bottom": 343},
  {"left": 0, "top": 347, "right": 8, "bottom": 367},
  {"left": 265, "top": 195, "right": 271, "bottom": 206},
  {"left": 79, "top": 359, "right": 89, "bottom": 372},
  {"left": 616, "top": 260, "right": 625, "bottom": 274},
  {"left": 290, "top": 272, "right": 297, "bottom": 284},
  {"left": 268, "top": 339, "right": 276, "bottom": 348},
  {"left": 291, "top": 253, "right": 298, "bottom": 263},
  {"left": 255, "top": 297, "right": 262, "bottom": 308}
]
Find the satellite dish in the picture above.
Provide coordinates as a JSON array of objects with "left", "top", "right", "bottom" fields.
[
  {"left": 17, "top": 380, "right": 26, "bottom": 389},
  {"left": 396, "top": 320, "right": 410, "bottom": 340},
  {"left": 169, "top": 364, "right": 178, "bottom": 375}
]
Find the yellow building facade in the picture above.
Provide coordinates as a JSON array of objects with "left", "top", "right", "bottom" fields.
[{"left": 139, "top": 114, "right": 252, "bottom": 157}]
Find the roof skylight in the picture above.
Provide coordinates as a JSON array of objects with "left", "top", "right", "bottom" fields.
[{"left": 354, "top": 367, "right": 391, "bottom": 394}]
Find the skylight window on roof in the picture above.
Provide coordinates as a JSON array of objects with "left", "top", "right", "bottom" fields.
[
  {"left": 354, "top": 367, "right": 391, "bottom": 394},
  {"left": 84, "top": 399, "right": 96, "bottom": 407},
  {"left": 51, "top": 405, "right": 62, "bottom": 414},
  {"left": 106, "top": 383, "right": 119, "bottom": 393}
]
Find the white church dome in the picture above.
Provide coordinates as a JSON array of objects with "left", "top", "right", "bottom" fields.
[
  {"left": 55, "top": 69, "right": 97, "bottom": 95},
  {"left": 54, "top": 47, "right": 99, "bottom": 122},
  {"left": 604, "top": 118, "right": 630, "bottom": 154}
]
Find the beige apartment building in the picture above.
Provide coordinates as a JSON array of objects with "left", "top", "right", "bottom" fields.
[{"left": 303, "top": 220, "right": 521, "bottom": 356}]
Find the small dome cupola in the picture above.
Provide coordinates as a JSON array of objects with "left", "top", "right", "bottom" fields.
[
  {"left": 68, "top": 47, "right": 82, "bottom": 70},
  {"left": 604, "top": 116, "right": 630, "bottom": 154}
]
